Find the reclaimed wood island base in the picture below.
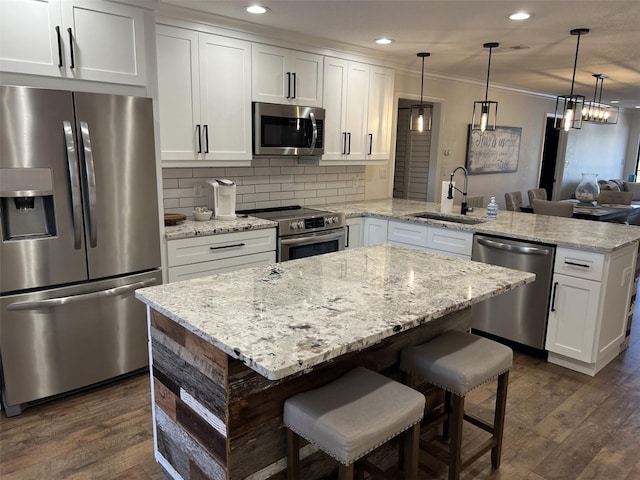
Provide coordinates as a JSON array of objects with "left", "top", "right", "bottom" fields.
[{"left": 136, "top": 245, "right": 534, "bottom": 480}]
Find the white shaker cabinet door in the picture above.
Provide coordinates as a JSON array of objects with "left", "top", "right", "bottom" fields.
[
  {"left": 199, "top": 33, "right": 252, "bottom": 161},
  {"left": 322, "top": 57, "right": 349, "bottom": 160},
  {"left": 545, "top": 274, "right": 601, "bottom": 363},
  {"left": 61, "top": 0, "right": 146, "bottom": 85},
  {"left": 156, "top": 25, "right": 200, "bottom": 161},
  {"left": 0, "top": 0, "right": 63, "bottom": 77},
  {"left": 366, "top": 66, "right": 395, "bottom": 160},
  {"left": 363, "top": 217, "right": 388, "bottom": 246},
  {"left": 288, "top": 50, "right": 323, "bottom": 107},
  {"left": 344, "top": 61, "right": 370, "bottom": 159}
]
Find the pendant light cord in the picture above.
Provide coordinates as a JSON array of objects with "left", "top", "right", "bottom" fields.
[
  {"left": 420, "top": 56, "right": 425, "bottom": 106},
  {"left": 569, "top": 32, "right": 583, "bottom": 96},
  {"left": 484, "top": 46, "right": 493, "bottom": 101}
]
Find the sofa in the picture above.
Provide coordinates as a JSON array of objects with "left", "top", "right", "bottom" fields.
[
  {"left": 598, "top": 179, "right": 640, "bottom": 225},
  {"left": 598, "top": 179, "right": 640, "bottom": 205}
]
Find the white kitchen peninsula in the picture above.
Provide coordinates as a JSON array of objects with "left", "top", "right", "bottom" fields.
[{"left": 136, "top": 244, "right": 534, "bottom": 480}]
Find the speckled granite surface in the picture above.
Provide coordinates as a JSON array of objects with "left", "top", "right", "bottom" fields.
[
  {"left": 323, "top": 198, "right": 640, "bottom": 253},
  {"left": 136, "top": 244, "right": 534, "bottom": 380},
  {"left": 164, "top": 215, "right": 276, "bottom": 240}
]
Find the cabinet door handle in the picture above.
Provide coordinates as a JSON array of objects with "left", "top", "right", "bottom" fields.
[
  {"left": 204, "top": 124, "right": 209, "bottom": 153},
  {"left": 196, "top": 124, "right": 202, "bottom": 153},
  {"left": 67, "top": 28, "right": 75, "bottom": 69},
  {"left": 551, "top": 282, "right": 558, "bottom": 312},
  {"left": 368, "top": 133, "right": 373, "bottom": 155},
  {"left": 291, "top": 72, "right": 296, "bottom": 99},
  {"left": 210, "top": 243, "right": 245, "bottom": 251},
  {"left": 345, "top": 225, "right": 350, "bottom": 248},
  {"left": 342, "top": 132, "right": 347, "bottom": 155},
  {"left": 55, "top": 26, "right": 63, "bottom": 67},
  {"left": 347, "top": 132, "right": 352, "bottom": 154},
  {"left": 286, "top": 72, "right": 291, "bottom": 99}
]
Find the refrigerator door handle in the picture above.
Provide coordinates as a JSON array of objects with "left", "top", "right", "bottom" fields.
[
  {"left": 6, "top": 279, "right": 158, "bottom": 311},
  {"left": 63, "top": 121, "right": 83, "bottom": 249},
  {"left": 80, "top": 121, "right": 98, "bottom": 247}
]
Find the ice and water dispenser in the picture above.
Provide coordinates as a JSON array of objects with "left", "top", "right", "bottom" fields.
[{"left": 0, "top": 168, "right": 57, "bottom": 240}]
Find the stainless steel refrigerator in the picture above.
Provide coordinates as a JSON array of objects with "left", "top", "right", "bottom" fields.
[{"left": 0, "top": 86, "right": 161, "bottom": 416}]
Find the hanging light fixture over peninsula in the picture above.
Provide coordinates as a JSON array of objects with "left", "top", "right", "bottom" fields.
[
  {"left": 410, "top": 52, "right": 432, "bottom": 132},
  {"left": 554, "top": 28, "right": 589, "bottom": 131},
  {"left": 582, "top": 74, "right": 619, "bottom": 124},
  {"left": 472, "top": 42, "right": 499, "bottom": 132}
]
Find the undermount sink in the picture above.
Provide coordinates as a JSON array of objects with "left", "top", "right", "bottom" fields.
[{"left": 411, "top": 212, "right": 488, "bottom": 225}]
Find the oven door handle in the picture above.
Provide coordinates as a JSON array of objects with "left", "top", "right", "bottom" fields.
[{"left": 280, "top": 229, "right": 345, "bottom": 247}]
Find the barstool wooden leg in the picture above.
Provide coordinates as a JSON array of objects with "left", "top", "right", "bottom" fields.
[
  {"left": 338, "top": 464, "right": 354, "bottom": 480},
  {"left": 491, "top": 371, "right": 509, "bottom": 469},
  {"left": 449, "top": 394, "right": 465, "bottom": 480},
  {"left": 403, "top": 423, "right": 420, "bottom": 480},
  {"left": 442, "top": 390, "right": 452, "bottom": 441},
  {"left": 287, "top": 429, "right": 300, "bottom": 480}
]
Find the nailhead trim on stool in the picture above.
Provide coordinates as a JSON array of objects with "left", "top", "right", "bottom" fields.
[
  {"left": 283, "top": 366, "right": 425, "bottom": 480},
  {"left": 400, "top": 330, "right": 513, "bottom": 480}
]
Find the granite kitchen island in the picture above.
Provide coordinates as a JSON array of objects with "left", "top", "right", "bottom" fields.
[{"left": 136, "top": 244, "right": 534, "bottom": 480}]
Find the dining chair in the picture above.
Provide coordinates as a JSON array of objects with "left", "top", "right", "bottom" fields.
[
  {"left": 466, "top": 195, "right": 485, "bottom": 208},
  {"left": 504, "top": 192, "right": 523, "bottom": 211},
  {"left": 598, "top": 190, "right": 634, "bottom": 224},
  {"left": 532, "top": 199, "right": 574, "bottom": 217},
  {"left": 527, "top": 188, "right": 547, "bottom": 205}
]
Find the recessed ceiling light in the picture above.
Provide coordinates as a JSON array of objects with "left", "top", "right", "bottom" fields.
[
  {"left": 610, "top": 100, "right": 620, "bottom": 104},
  {"left": 245, "top": 5, "right": 269, "bottom": 14},
  {"left": 376, "top": 38, "right": 394, "bottom": 45},
  {"left": 508, "top": 11, "right": 533, "bottom": 20},
  {"left": 635, "top": 105, "right": 640, "bottom": 109}
]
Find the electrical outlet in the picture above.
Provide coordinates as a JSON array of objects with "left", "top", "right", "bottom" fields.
[
  {"left": 379, "top": 168, "right": 387, "bottom": 179},
  {"left": 193, "top": 183, "right": 204, "bottom": 197}
]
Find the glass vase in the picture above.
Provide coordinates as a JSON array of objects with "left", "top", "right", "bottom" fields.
[{"left": 575, "top": 173, "right": 600, "bottom": 205}]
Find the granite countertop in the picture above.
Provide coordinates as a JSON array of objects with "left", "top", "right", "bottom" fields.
[
  {"left": 164, "top": 215, "right": 277, "bottom": 240},
  {"left": 136, "top": 244, "right": 534, "bottom": 380},
  {"left": 323, "top": 198, "right": 640, "bottom": 253}
]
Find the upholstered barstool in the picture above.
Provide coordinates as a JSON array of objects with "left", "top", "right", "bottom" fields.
[
  {"left": 283, "top": 367, "right": 425, "bottom": 480},
  {"left": 400, "top": 330, "right": 513, "bottom": 480}
]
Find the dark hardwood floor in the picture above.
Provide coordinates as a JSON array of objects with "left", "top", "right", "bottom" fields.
[{"left": 1, "top": 321, "right": 639, "bottom": 479}]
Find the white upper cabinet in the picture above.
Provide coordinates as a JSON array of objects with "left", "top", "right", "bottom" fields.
[
  {"left": 322, "top": 57, "right": 394, "bottom": 164},
  {"left": 0, "top": 0, "right": 147, "bottom": 85},
  {"left": 252, "top": 44, "right": 323, "bottom": 107},
  {"left": 156, "top": 25, "right": 252, "bottom": 166}
]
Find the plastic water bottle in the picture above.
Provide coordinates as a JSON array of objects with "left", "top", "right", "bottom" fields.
[{"left": 487, "top": 196, "right": 498, "bottom": 219}]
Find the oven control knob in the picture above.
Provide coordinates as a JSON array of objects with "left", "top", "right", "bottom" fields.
[
  {"left": 326, "top": 217, "right": 333, "bottom": 224},
  {"left": 289, "top": 221, "right": 298, "bottom": 230},
  {"left": 332, "top": 216, "right": 340, "bottom": 224}
]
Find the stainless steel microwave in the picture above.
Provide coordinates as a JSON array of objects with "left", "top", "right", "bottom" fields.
[{"left": 252, "top": 102, "right": 325, "bottom": 156}]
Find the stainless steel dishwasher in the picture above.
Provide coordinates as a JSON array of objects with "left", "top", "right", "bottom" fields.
[{"left": 470, "top": 234, "right": 555, "bottom": 352}]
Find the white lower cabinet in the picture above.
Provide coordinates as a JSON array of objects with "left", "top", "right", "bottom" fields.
[
  {"left": 363, "top": 217, "right": 388, "bottom": 246},
  {"left": 545, "top": 243, "right": 637, "bottom": 375},
  {"left": 166, "top": 229, "right": 276, "bottom": 282},
  {"left": 387, "top": 220, "right": 427, "bottom": 251},
  {"left": 426, "top": 227, "right": 473, "bottom": 259},
  {"left": 346, "top": 218, "right": 363, "bottom": 249}
]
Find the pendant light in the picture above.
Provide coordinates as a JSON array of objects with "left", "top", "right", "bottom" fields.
[
  {"left": 471, "top": 42, "right": 499, "bottom": 132},
  {"left": 410, "top": 52, "right": 432, "bottom": 132},
  {"left": 554, "top": 28, "right": 589, "bottom": 131},
  {"left": 582, "top": 74, "right": 619, "bottom": 124}
]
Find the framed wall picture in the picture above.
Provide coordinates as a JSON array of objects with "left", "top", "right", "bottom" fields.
[{"left": 465, "top": 125, "right": 522, "bottom": 175}]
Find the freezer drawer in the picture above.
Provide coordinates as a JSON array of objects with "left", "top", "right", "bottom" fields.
[{"left": 0, "top": 270, "right": 161, "bottom": 415}]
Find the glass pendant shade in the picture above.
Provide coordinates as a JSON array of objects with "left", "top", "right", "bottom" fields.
[
  {"left": 471, "top": 42, "right": 499, "bottom": 132},
  {"left": 409, "top": 52, "right": 432, "bottom": 132},
  {"left": 555, "top": 28, "right": 589, "bottom": 131},
  {"left": 472, "top": 100, "right": 498, "bottom": 132}
]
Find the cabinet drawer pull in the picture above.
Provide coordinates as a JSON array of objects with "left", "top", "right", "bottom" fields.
[
  {"left": 55, "top": 26, "right": 63, "bottom": 67},
  {"left": 551, "top": 282, "right": 558, "bottom": 312},
  {"left": 210, "top": 243, "right": 245, "bottom": 251},
  {"left": 67, "top": 28, "right": 75, "bottom": 69},
  {"left": 564, "top": 260, "right": 590, "bottom": 269}
]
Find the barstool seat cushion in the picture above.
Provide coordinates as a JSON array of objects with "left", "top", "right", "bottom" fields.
[
  {"left": 283, "top": 366, "right": 425, "bottom": 465},
  {"left": 400, "top": 330, "right": 512, "bottom": 396}
]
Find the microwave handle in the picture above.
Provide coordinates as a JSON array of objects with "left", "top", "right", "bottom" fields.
[{"left": 308, "top": 111, "right": 318, "bottom": 154}]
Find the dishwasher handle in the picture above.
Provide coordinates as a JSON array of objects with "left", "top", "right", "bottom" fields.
[{"left": 476, "top": 237, "right": 550, "bottom": 255}]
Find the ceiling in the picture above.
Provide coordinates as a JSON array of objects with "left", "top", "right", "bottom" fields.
[{"left": 161, "top": 0, "right": 640, "bottom": 110}]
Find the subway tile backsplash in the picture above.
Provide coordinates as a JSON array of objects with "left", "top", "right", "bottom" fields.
[{"left": 162, "top": 158, "right": 366, "bottom": 216}]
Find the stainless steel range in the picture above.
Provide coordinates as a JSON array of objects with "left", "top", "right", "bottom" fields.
[{"left": 239, "top": 206, "right": 346, "bottom": 262}]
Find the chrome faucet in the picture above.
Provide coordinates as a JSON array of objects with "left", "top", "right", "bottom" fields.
[{"left": 447, "top": 166, "right": 469, "bottom": 215}]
